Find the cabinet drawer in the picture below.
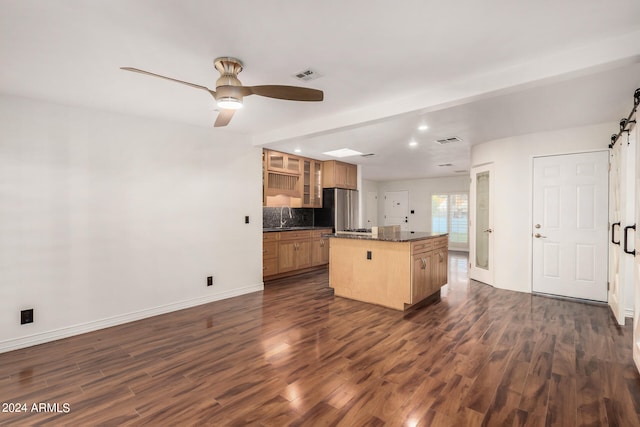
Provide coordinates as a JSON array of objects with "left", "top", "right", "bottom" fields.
[
  {"left": 279, "top": 230, "right": 312, "bottom": 241},
  {"left": 263, "top": 241, "right": 278, "bottom": 260},
  {"left": 312, "top": 229, "right": 332, "bottom": 239},
  {"left": 433, "top": 236, "right": 448, "bottom": 249},
  {"left": 411, "top": 240, "right": 434, "bottom": 254},
  {"left": 263, "top": 257, "right": 278, "bottom": 276},
  {"left": 263, "top": 232, "right": 280, "bottom": 243}
]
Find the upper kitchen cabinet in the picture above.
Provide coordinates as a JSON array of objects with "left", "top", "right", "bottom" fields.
[
  {"left": 302, "top": 159, "right": 323, "bottom": 208},
  {"left": 263, "top": 150, "right": 302, "bottom": 204},
  {"left": 266, "top": 150, "right": 301, "bottom": 174},
  {"left": 322, "top": 160, "right": 357, "bottom": 190},
  {"left": 263, "top": 149, "right": 323, "bottom": 207}
]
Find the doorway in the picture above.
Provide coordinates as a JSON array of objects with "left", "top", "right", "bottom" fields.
[
  {"left": 431, "top": 192, "right": 469, "bottom": 251},
  {"left": 531, "top": 151, "right": 609, "bottom": 301},
  {"left": 469, "top": 164, "right": 494, "bottom": 285},
  {"left": 383, "top": 191, "right": 409, "bottom": 231},
  {"left": 365, "top": 191, "right": 378, "bottom": 228}
]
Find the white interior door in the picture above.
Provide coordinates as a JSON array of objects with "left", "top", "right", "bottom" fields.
[
  {"left": 384, "top": 191, "right": 409, "bottom": 231},
  {"left": 532, "top": 151, "right": 609, "bottom": 302},
  {"left": 365, "top": 191, "right": 378, "bottom": 228},
  {"left": 469, "top": 164, "right": 494, "bottom": 285},
  {"left": 609, "top": 142, "right": 624, "bottom": 324},
  {"left": 633, "top": 121, "right": 640, "bottom": 373}
]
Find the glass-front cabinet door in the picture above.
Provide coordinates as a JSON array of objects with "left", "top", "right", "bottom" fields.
[
  {"left": 313, "top": 161, "right": 322, "bottom": 207},
  {"left": 302, "top": 159, "right": 323, "bottom": 208}
]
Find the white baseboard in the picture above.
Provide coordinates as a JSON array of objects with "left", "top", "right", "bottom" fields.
[
  {"left": 0, "top": 283, "right": 264, "bottom": 354},
  {"left": 626, "top": 308, "right": 635, "bottom": 319}
]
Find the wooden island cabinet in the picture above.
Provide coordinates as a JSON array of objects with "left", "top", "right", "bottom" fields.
[{"left": 329, "top": 232, "right": 448, "bottom": 310}]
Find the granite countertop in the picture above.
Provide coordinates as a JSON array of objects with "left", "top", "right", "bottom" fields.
[
  {"left": 263, "top": 226, "right": 333, "bottom": 233},
  {"left": 327, "top": 231, "right": 448, "bottom": 242}
]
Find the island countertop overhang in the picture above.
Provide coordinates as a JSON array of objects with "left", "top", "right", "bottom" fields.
[{"left": 326, "top": 231, "right": 447, "bottom": 243}]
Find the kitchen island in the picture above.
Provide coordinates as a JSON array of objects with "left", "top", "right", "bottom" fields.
[{"left": 328, "top": 231, "right": 448, "bottom": 311}]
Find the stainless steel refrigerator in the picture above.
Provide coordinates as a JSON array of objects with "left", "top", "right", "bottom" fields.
[{"left": 314, "top": 188, "right": 359, "bottom": 231}]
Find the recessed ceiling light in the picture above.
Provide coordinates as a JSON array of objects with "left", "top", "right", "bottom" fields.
[
  {"left": 294, "top": 148, "right": 301, "bottom": 153},
  {"left": 322, "top": 148, "right": 363, "bottom": 158},
  {"left": 418, "top": 124, "right": 429, "bottom": 131},
  {"left": 409, "top": 141, "right": 418, "bottom": 147}
]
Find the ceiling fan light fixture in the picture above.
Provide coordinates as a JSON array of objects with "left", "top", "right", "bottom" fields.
[{"left": 217, "top": 97, "right": 243, "bottom": 110}]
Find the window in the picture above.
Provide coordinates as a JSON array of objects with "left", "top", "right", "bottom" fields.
[{"left": 431, "top": 193, "right": 469, "bottom": 250}]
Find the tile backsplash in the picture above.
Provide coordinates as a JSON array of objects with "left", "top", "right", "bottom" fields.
[{"left": 263, "top": 207, "right": 314, "bottom": 228}]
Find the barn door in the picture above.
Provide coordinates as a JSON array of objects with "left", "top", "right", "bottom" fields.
[{"left": 609, "top": 142, "right": 624, "bottom": 324}]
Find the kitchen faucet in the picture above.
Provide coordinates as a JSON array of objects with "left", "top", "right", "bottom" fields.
[{"left": 280, "top": 206, "right": 292, "bottom": 228}]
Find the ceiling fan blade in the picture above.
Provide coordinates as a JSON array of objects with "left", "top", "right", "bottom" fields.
[
  {"left": 214, "top": 109, "right": 235, "bottom": 127},
  {"left": 120, "top": 67, "right": 216, "bottom": 97},
  {"left": 246, "top": 85, "right": 323, "bottom": 102}
]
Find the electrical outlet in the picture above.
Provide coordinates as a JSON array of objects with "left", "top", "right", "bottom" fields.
[
  {"left": 21, "top": 309, "right": 34, "bottom": 325},
  {"left": 207, "top": 276, "right": 213, "bottom": 287}
]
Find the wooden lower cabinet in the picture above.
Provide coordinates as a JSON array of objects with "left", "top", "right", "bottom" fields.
[
  {"left": 263, "top": 241, "right": 278, "bottom": 276},
  {"left": 411, "top": 252, "right": 433, "bottom": 303},
  {"left": 433, "top": 247, "right": 448, "bottom": 289},
  {"left": 264, "top": 228, "right": 332, "bottom": 279},
  {"left": 312, "top": 230, "right": 330, "bottom": 266},
  {"left": 278, "top": 239, "right": 311, "bottom": 273}
]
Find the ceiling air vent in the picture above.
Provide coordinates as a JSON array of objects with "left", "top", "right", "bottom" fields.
[
  {"left": 293, "top": 68, "right": 322, "bottom": 81},
  {"left": 435, "top": 136, "right": 462, "bottom": 145},
  {"left": 438, "top": 163, "right": 453, "bottom": 167},
  {"left": 360, "top": 153, "right": 375, "bottom": 157}
]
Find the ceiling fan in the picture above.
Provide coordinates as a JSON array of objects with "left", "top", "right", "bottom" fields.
[{"left": 121, "top": 57, "right": 324, "bottom": 127}]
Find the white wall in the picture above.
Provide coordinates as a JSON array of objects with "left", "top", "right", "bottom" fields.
[
  {"left": 376, "top": 176, "right": 470, "bottom": 233},
  {"left": 0, "top": 95, "right": 264, "bottom": 352},
  {"left": 470, "top": 122, "right": 613, "bottom": 294}
]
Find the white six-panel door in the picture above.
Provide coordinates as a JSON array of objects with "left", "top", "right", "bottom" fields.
[{"left": 532, "top": 152, "right": 609, "bottom": 302}]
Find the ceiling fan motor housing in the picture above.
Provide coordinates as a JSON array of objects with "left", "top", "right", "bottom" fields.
[{"left": 214, "top": 57, "right": 244, "bottom": 107}]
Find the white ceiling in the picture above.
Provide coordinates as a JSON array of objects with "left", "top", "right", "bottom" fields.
[{"left": 2, "top": 1, "right": 640, "bottom": 181}]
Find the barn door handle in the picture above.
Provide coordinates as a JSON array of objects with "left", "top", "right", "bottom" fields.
[
  {"left": 612, "top": 222, "right": 621, "bottom": 245},
  {"left": 624, "top": 224, "right": 636, "bottom": 256}
]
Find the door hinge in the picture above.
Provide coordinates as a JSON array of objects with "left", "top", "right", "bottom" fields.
[{"left": 607, "top": 281, "right": 610, "bottom": 291}]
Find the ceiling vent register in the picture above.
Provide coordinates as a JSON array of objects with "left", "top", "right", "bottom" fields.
[
  {"left": 294, "top": 68, "right": 322, "bottom": 81},
  {"left": 435, "top": 136, "right": 462, "bottom": 145}
]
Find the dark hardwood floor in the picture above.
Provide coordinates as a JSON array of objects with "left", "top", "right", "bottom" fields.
[{"left": 1, "top": 252, "right": 640, "bottom": 426}]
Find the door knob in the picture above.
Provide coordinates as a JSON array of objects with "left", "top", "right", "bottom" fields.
[
  {"left": 534, "top": 233, "right": 547, "bottom": 238},
  {"left": 535, "top": 224, "right": 541, "bottom": 229},
  {"left": 484, "top": 228, "right": 493, "bottom": 233}
]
